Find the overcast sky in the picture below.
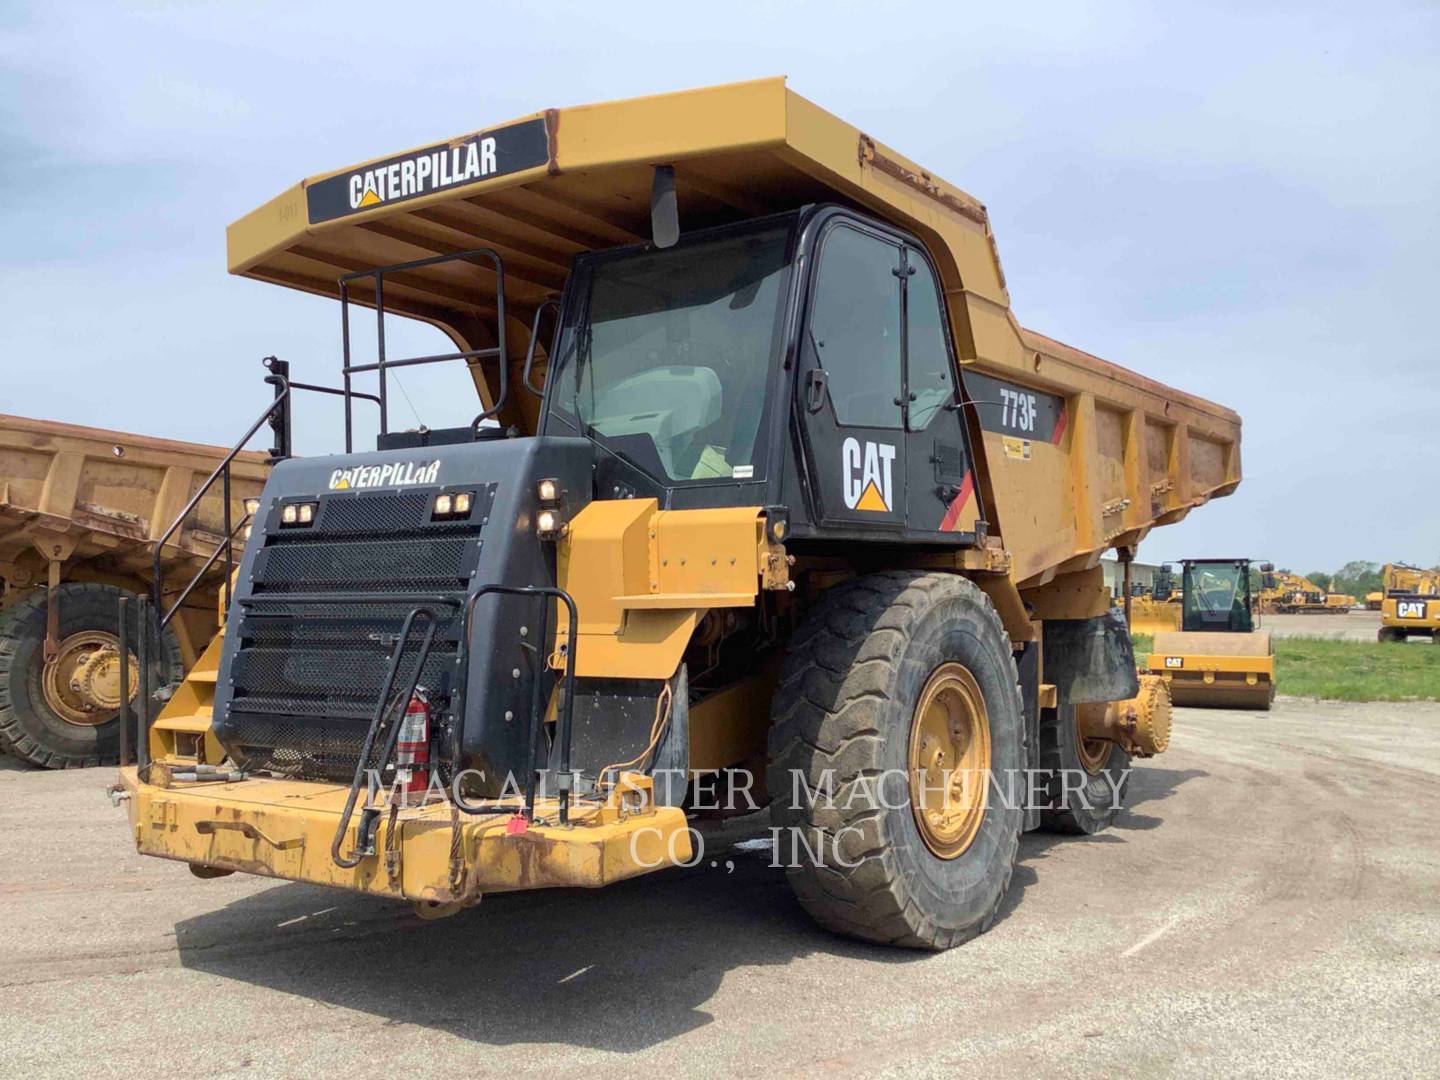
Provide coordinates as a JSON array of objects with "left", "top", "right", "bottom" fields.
[{"left": 2, "top": 1, "right": 1436, "bottom": 570}]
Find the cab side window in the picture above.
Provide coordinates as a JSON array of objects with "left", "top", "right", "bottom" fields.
[
  {"left": 905, "top": 253, "right": 953, "bottom": 431},
  {"left": 809, "top": 227, "right": 902, "bottom": 429}
]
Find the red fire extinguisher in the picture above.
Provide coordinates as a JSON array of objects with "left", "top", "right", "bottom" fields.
[{"left": 395, "top": 692, "right": 430, "bottom": 800}]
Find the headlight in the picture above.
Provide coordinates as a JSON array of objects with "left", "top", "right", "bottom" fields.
[
  {"left": 536, "top": 508, "right": 567, "bottom": 538},
  {"left": 537, "top": 478, "right": 560, "bottom": 504},
  {"left": 280, "top": 501, "right": 317, "bottom": 527},
  {"left": 432, "top": 491, "right": 473, "bottom": 519},
  {"left": 243, "top": 497, "right": 261, "bottom": 516}
]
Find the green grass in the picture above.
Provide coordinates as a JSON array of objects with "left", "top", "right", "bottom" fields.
[{"left": 1130, "top": 632, "right": 1440, "bottom": 702}]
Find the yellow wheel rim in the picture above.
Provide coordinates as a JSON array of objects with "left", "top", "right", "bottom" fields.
[
  {"left": 41, "top": 631, "right": 137, "bottom": 728},
  {"left": 1073, "top": 704, "right": 1112, "bottom": 775},
  {"left": 908, "top": 662, "right": 991, "bottom": 860}
]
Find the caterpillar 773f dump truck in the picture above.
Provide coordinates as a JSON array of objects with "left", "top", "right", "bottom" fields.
[{"left": 115, "top": 79, "right": 1241, "bottom": 949}]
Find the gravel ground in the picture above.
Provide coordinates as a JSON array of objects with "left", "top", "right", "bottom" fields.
[{"left": 2, "top": 697, "right": 1437, "bottom": 1078}]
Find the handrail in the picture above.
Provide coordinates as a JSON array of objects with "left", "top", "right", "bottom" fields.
[
  {"left": 454, "top": 584, "right": 580, "bottom": 824},
  {"left": 151, "top": 373, "right": 290, "bottom": 628},
  {"left": 330, "top": 606, "right": 443, "bottom": 869},
  {"left": 522, "top": 298, "right": 561, "bottom": 397},
  {"left": 336, "top": 247, "right": 509, "bottom": 447}
]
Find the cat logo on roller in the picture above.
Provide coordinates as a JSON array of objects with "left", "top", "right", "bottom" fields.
[{"left": 842, "top": 437, "right": 896, "bottom": 513}]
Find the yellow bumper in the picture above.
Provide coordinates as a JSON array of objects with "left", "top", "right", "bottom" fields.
[{"left": 117, "top": 768, "right": 692, "bottom": 904}]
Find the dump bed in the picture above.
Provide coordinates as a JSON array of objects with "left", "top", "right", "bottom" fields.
[
  {"left": 227, "top": 77, "right": 1239, "bottom": 586},
  {"left": 0, "top": 414, "right": 270, "bottom": 591}
]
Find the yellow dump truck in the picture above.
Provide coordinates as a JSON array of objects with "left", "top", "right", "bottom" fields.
[
  {"left": 114, "top": 79, "right": 1241, "bottom": 949},
  {"left": 0, "top": 415, "right": 268, "bottom": 766},
  {"left": 1377, "top": 563, "right": 1440, "bottom": 643}
]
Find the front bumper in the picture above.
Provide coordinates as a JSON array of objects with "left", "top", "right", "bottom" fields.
[{"left": 116, "top": 768, "right": 692, "bottom": 904}]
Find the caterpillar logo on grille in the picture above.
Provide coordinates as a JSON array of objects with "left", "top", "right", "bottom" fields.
[{"left": 329, "top": 460, "right": 440, "bottom": 491}]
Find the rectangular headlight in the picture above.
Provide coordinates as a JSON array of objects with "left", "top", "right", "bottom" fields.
[
  {"left": 280, "top": 501, "right": 317, "bottom": 527},
  {"left": 432, "top": 491, "right": 473, "bottom": 519}
]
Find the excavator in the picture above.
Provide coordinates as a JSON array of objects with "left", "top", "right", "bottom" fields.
[
  {"left": 1146, "top": 558, "right": 1276, "bottom": 709},
  {"left": 1259, "top": 571, "right": 1354, "bottom": 615},
  {"left": 1377, "top": 563, "right": 1440, "bottom": 643}
]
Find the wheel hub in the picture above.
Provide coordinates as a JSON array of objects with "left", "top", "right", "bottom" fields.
[
  {"left": 41, "top": 631, "right": 138, "bottom": 727},
  {"left": 909, "top": 662, "right": 991, "bottom": 859}
]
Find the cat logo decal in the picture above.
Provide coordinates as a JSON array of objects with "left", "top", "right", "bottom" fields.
[{"left": 842, "top": 438, "right": 896, "bottom": 513}]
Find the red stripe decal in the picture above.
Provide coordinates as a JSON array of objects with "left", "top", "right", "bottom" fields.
[
  {"left": 939, "top": 471, "right": 975, "bottom": 532},
  {"left": 1051, "top": 406, "right": 1068, "bottom": 445}
]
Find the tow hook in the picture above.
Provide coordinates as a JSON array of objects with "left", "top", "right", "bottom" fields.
[{"left": 106, "top": 782, "right": 131, "bottom": 807}]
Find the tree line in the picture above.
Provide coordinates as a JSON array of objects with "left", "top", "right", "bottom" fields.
[{"left": 1291, "top": 561, "right": 1440, "bottom": 598}]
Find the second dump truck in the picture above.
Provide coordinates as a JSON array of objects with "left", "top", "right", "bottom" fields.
[
  {"left": 1, "top": 415, "right": 267, "bottom": 767},
  {"left": 116, "top": 80, "right": 1241, "bottom": 949}
]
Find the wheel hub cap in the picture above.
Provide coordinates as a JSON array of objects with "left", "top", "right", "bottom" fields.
[
  {"left": 42, "top": 631, "right": 138, "bottom": 727},
  {"left": 909, "top": 662, "right": 991, "bottom": 859}
]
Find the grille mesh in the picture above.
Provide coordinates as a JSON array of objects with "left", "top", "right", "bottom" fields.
[{"left": 219, "top": 484, "right": 490, "bottom": 781}]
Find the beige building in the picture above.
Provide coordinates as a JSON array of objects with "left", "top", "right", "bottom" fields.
[{"left": 1101, "top": 556, "right": 1162, "bottom": 597}]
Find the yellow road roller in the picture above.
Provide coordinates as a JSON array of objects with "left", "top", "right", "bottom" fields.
[{"left": 1148, "top": 558, "right": 1276, "bottom": 709}]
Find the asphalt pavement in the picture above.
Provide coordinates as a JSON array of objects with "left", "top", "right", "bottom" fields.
[{"left": 2, "top": 696, "right": 1437, "bottom": 1077}]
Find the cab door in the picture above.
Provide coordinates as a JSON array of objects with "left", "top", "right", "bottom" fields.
[
  {"left": 900, "top": 245, "right": 981, "bottom": 539},
  {"left": 796, "top": 222, "right": 907, "bottom": 532}
]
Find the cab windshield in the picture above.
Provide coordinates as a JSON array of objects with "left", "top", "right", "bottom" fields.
[
  {"left": 545, "top": 223, "right": 792, "bottom": 484},
  {"left": 1183, "top": 562, "right": 1253, "bottom": 632}
]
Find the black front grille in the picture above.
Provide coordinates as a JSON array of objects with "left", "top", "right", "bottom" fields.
[
  {"left": 256, "top": 534, "right": 473, "bottom": 592},
  {"left": 218, "top": 484, "right": 493, "bottom": 780}
]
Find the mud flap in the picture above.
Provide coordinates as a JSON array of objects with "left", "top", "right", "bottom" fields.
[
  {"left": 544, "top": 665, "right": 689, "bottom": 806},
  {"left": 1042, "top": 608, "right": 1140, "bottom": 707}
]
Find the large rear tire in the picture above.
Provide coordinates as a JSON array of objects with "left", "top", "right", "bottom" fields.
[
  {"left": 0, "top": 583, "right": 182, "bottom": 768},
  {"left": 766, "top": 571, "right": 1024, "bottom": 950},
  {"left": 1038, "top": 704, "right": 1131, "bottom": 834}
]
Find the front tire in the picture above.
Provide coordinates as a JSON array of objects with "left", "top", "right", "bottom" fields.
[{"left": 766, "top": 571, "right": 1024, "bottom": 950}]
